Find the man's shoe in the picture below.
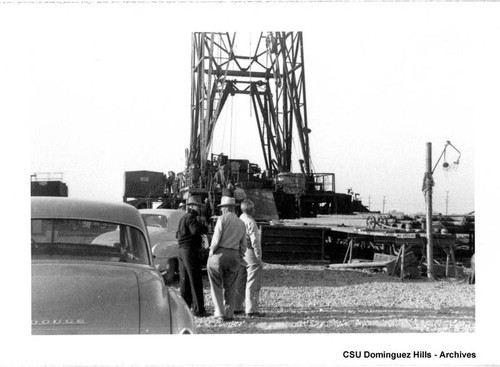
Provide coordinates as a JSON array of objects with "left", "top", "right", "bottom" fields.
[
  {"left": 215, "top": 316, "right": 234, "bottom": 322},
  {"left": 234, "top": 310, "right": 245, "bottom": 315},
  {"left": 246, "top": 312, "right": 265, "bottom": 318}
]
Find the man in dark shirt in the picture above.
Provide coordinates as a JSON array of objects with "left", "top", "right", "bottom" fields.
[{"left": 177, "top": 195, "right": 209, "bottom": 317}]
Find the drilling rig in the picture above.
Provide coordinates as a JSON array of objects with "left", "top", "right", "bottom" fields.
[
  {"left": 178, "top": 32, "right": 368, "bottom": 219},
  {"left": 123, "top": 32, "right": 367, "bottom": 217}
]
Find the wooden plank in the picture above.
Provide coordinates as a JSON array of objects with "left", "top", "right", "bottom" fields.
[
  {"left": 265, "top": 259, "right": 331, "bottom": 265},
  {"left": 328, "top": 260, "right": 392, "bottom": 269},
  {"left": 391, "top": 250, "right": 403, "bottom": 276}
]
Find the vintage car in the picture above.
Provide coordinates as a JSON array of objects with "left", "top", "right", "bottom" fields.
[
  {"left": 31, "top": 197, "right": 196, "bottom": 335},
  {"left": 139, "top": 208, "right": 185, "bottom": 283},
  {"left": 139, "top": 208, "right": 209, "bottom": 284}
]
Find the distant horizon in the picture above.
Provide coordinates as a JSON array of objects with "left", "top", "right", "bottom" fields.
[{"left": 30, "top": 167, "right": 474, "bottom": 217}]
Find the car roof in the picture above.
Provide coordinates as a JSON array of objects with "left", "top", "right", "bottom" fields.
[
  {"left": 139, "top": 209, "right": 185, "bottom": 231},
  {"left": 31, "top": 197, "right": 145, "bottom": 228},
  {"left": 139, "top": 208, "right": 185, "bottom": 216}
]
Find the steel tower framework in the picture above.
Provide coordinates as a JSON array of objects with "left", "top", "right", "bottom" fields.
[{"left": 189, "top": 32, "right": 311, "bottom": 177}]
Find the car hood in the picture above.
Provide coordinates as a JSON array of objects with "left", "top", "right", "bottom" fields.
[{"left": 32, "top": 262, "right": 142, "bottom": 334}]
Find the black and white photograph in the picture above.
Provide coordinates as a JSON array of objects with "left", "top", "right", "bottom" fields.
[{"left": 1, "top": 1, "right": 499, "bottom": 366}]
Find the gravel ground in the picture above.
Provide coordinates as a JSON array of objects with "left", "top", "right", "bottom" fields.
[{"left": 173, "top": 263, "right": 475, "bottom": 334}]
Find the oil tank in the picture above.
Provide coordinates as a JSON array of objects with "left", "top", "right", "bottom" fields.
[
  {"left": 31, "top": 181, "right": 68, "bottom": 197},
  {"left": 124, "top": 171, "right": 164, "bottom": 198}
]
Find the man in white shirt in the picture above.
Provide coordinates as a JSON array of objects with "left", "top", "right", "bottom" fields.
[{"left": 234, "top": 199, "right": 265, "bottom": 317}]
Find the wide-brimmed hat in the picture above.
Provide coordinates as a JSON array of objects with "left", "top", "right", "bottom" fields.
[
  {"left": 217, "top": 196, "right": 238, "bottom": 208},
  {"left": 186, "top": 195, "right": 205, "bottom": 207}
]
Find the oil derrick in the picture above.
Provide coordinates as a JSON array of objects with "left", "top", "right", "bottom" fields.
[
  {"left": 188, "top": 32, "right": 311, "bottom": 183},
  {"left": 186, "top": 32, "right": 367, "bottom": 218}
]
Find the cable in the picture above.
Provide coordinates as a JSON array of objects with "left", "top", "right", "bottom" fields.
[{"left": 229, "top": 97, "right": 234, "bottom": 157}]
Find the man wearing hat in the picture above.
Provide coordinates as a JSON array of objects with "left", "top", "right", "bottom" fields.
[
  {"left": 234, "top": 199, "right": 264, "bottom": 317},
  {"left": 207, "top": 195, "right": 247, "bottom": 321},
  {"left": 176, "top": 195, "right": 209, "bottom": 317}
]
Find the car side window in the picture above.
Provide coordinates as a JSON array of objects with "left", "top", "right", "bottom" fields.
[{"left": 118, "top": 224, "right": 149, "bottom": 263}]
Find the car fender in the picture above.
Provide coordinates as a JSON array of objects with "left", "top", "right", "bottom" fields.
[
  {"left": 167, "top": 288, "right": 196, "bottom": 334},
  {"left": 136, "top": 268, "right": 175, "bottom": 333},
  {"left": 152, "top": 241, "right": 179, "bottom": 272},
  {"left": 152, "top": 241, "right": 179, "bottom": 259}
]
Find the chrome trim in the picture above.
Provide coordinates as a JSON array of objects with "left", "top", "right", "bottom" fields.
[{"left": 32, "top": 319, "right": 87, "bottom": 326}]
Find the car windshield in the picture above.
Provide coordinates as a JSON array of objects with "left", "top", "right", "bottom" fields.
[
  {"left": 31, "top": 219, "right": 149, "bottom": 265},
  {"left": 142, "top": 214, "right": 168, "bottom": 229}
]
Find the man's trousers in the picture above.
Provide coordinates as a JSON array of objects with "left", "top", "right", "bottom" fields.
[
  {"left": 207, "top": 248, "right": 240, "bottom": 318},
  {"left": 235, "top": 261, "right": 262, "bottom": 314},
  {"left": 178, "top": 247, "right": 206, "bottom": 315}
]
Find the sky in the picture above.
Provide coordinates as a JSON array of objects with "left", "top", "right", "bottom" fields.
[
  {"left": 17, "top": 3, "right": 488, "bottom": 215},
  {"left": 2, "top": 2, "right": 500, "bottom": 366}
]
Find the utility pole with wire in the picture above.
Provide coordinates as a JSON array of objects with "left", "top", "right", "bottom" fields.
[
  {"left": 422, "top": 140, "right": 461, "bottom": 280},
  {"left": 424, "top": 143, "right": 434, "bottom": 280}
]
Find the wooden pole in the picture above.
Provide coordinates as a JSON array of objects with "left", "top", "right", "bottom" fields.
[
  {"left": 450, "top": 243, "right": 458, "bottom": 278},
  {"left": 426, "top": 142, "right": 434, "bottom": 279},
  {"left": 445, "top": 252, "right": 450, "bottom": 278},
  {"left": 400, "top": 244, "right": 406, "bottom": 280},
  {"left": 349, "top": 239, "right": 353, "bottom": 263},
  {"left": 343, "top": 240, "right": 351, "bottom": 264},
  {"left": 391, "top": 249, "right": 402, "bottom": 276}
]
